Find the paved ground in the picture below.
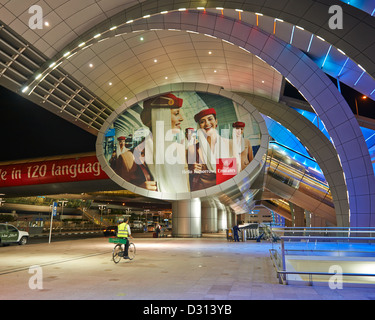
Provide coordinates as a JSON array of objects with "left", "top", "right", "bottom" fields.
[{"left": 1, "top": 235, "right": 375, "bottom": 302}]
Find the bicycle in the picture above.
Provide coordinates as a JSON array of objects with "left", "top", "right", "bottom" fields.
[{"left": 109, "top": 237, "right": 136, "bottom": 263}]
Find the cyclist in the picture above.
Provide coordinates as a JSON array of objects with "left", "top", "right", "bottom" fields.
[{"left": 117, "top": 218, "right": 133, "bottom": 259}]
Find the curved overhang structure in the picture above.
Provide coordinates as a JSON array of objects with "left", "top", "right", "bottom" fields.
[{"left": 0, "top": 1, "right": 374, "bottom": 227}]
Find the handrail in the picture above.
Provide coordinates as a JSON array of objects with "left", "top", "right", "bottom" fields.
[{"left": 269, "top": 249, "right": 375, "bottom": 286}]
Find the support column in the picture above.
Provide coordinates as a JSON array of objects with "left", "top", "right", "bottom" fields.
[
  {"left": 216, "top": 201, "right": 227, "bottom": 231},
  {"left": 201, "top": 199, "right": 218, "bottom": 233},
  {"left": 226, "top": 206, "right": 234, "bottom": 229},
  {"left": 172, "top": 198, "right": 201, "bottom": 238},
  {"left": 292, "top": 204, "right": 305, "bottom": 227}
]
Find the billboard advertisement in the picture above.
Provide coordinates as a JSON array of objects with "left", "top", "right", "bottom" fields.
[{"left": 101, "top": 91, "right": 262, "bottom": 196}]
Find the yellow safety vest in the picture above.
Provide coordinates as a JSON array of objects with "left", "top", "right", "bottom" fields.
[{"left": 117, "top": 223, "right": 129, "bottom": 238}]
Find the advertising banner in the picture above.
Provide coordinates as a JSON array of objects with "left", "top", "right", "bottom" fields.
[
  {"left": 102, "top": 91, "right": 262, "bottom": 195},
  {"left": 0, "top": 155, "right": 108, "bottom": 187}
]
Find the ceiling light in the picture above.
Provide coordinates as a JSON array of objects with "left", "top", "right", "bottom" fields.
[
  {"left": 358, "top": 64, "right": 366, "bottom": 72},
  {"left": 126, "top": 20, "right": 133, "bottom": 24},
  {"left": 44, "top": 21, "right": 49, "bottom": 27},
  {"left": 89, "top": 63, "right": 93, "bottom": 68},
  {"left": 154, "top": 59, "right": 158, "bottom": 63},
  {"left": 143, "top": 14, "right": 151, "bottom": 18},
  {"left": 236, "top": 9, "right": 244, "bottom": 12},
  {"left": 110, "top": 26, "right": 117, "bottom": 30},
  {"left": 197, "top": 7, "right": 205, "bottom": 10},
  {"left": 94, "top": 33, "right": 101, "bottom": 38},
  {"left": 78, "top": 42, "right": 86, "bottom": 47},
  {"left": 140, "top": 37, "right": 144, "bottom": 41},
  {"left": 208, "top": 51, "right": 212, "bottom": 55},
  {"left": 178, "top": 8, "right": 186, "bottom": 11},
  {"left": 21, "top": 86, "right": 29, "bottom": 93},
  {"left": 35, "top": 74, "right": 42, "bottom": 80},
  {"left": 214, "top": 70, "right": 217, "bottom": 73},
  {"left": 49, "top": 62, "right": 56, "bottom": 68},
  {"left": 161, "top": 11, "right": 168, "bottom": 14},
  {"left": 63, "top": 51, "right": 71, "bottom": 57},
  {"left": 165, "top": 76, "right": 168, "bottom": 80},
  {"left": 109, "top": 82, "right": 112, "bottom": 86}
]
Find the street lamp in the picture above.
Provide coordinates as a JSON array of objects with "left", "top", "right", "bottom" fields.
[
  {"left": 98, "top": 205, "right": 106, "bottom": 226},
  {"left": 58, "top": 200, "right": 68, "bottom": 221}
]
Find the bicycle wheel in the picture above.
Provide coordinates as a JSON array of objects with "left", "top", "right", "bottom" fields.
[
  {"left": 112, "top": 244, "right": 123, "bottom": 264},
  {"left": 128, "top": 242, "right": 136, "bottom": 260}
]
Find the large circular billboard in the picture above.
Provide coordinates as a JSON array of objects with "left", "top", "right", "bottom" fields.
[{"left": 97, "top": 85, "right": 268, "bottom": 200}]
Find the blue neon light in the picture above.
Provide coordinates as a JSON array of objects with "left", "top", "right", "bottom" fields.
[{"left": 339, "top": 0, "right": 375, "bottom": 16}]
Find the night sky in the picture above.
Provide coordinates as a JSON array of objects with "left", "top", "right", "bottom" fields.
[{"left": 0, "top": 85, "right": 97, "bottom": 162}]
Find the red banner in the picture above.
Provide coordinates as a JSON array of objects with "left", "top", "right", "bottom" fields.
[
  {"left": 216, "top": 158, "right": 237, "bottom": 185},
  {"left": 0, "top": 155, "right": 109, "bottom": 187}
]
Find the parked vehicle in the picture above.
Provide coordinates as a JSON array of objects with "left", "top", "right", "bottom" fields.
[
  {"left": 103, "top": 225, "right": 117, "bottom": 236},
  {"left": 0, "top": 223, "right": 29, "bottom": 245}
]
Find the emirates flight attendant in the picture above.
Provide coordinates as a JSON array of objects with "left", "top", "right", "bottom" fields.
[{"left": 187, "top": 108, "right": 234, "bottom": 191}]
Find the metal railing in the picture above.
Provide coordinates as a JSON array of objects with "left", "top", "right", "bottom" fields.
[
  {"left": 270, "top": 248, "right": 375, "bottom": 285},
  {"left": 269, "top": 227, "right": 375, "bottom": 286}
]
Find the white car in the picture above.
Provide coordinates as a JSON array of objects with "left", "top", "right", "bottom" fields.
[{"left": 0, "top": 223, "right": 29, "bottom": 245}]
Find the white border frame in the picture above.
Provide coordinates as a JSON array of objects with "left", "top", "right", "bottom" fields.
[{"left": 96, "top": 83, "right": 269, "bottom": 201}]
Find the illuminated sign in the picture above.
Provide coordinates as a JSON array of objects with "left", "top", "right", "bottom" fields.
[
  {"left": 0, "top": 155, "right": 108, "bottom": 187},
  {"left": 100, "top": 89, "right": 266, "bottom": 198}
]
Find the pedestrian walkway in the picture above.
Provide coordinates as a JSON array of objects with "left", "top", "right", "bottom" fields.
[{"left": 1, "top": 236, "right": 375, "bottom": 300}]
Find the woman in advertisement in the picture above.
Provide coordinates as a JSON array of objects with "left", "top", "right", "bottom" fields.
[
  {"left": 187, "top": 108, "right": 236, "bottom": 191},
  {"left": 232, "top": 121, "right": 253, "bottom": 172},
  {"left": 130, "top": 93, "right": 190, "bottom": 193}
]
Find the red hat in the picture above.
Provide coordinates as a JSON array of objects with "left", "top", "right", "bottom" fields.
[
  {"left": 232, "top": 121, "right": 245, "bottom": 128},
  {"left": 141, "top": 93, "right": 183, "bottom": 127},
  {"left": 143, "top": 93, "right": 183, "bottom": 109},
  {"left": 194, "top": 108, "right": 216, "bottom": 122},
  {"left": 117, "top": 136, "right": 126, "bottom": 140}
]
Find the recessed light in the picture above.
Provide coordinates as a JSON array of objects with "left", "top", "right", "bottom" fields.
[
  {"left": 208, "top": 51, "right": 212, "bottom": 55},
  {"left": 44, "top": 21, "right": 49, "bottom": 27},
  {"left": 154, "top": 59, "right": 158, "bottom": 63},
  {"left": 140, "top": 37, "right": 144, "bottom": 41},
  {"left": 165, "top": 76, "right": 168, "bottom": 80},
  {"left": 89, "top": 63, "right": 93, "bottom": 68},
  {"left": 109, "top": 82, "right": 112, "bottom": 86},
  {"left": 214, "top": 70, "right": 217, "bottom": 73}
]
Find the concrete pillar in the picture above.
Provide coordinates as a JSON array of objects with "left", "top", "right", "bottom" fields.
[
  {"left": 216, "top": 201, "right": 227, "bottom": 231},
  {"left": 226, "top": 206, "right": 235, "bottom": 229},
  {"left": 292, "top": 204, "right": 305, "bottom": 227},
  {"left": 172, "top": 198, "right": 201, "bottom": 237},
  {"left": 310, "top": 213, "right": 327, "bottom": 228},
  {"left": 201, "top": 199, "right": 218, "bottom": 233}
]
